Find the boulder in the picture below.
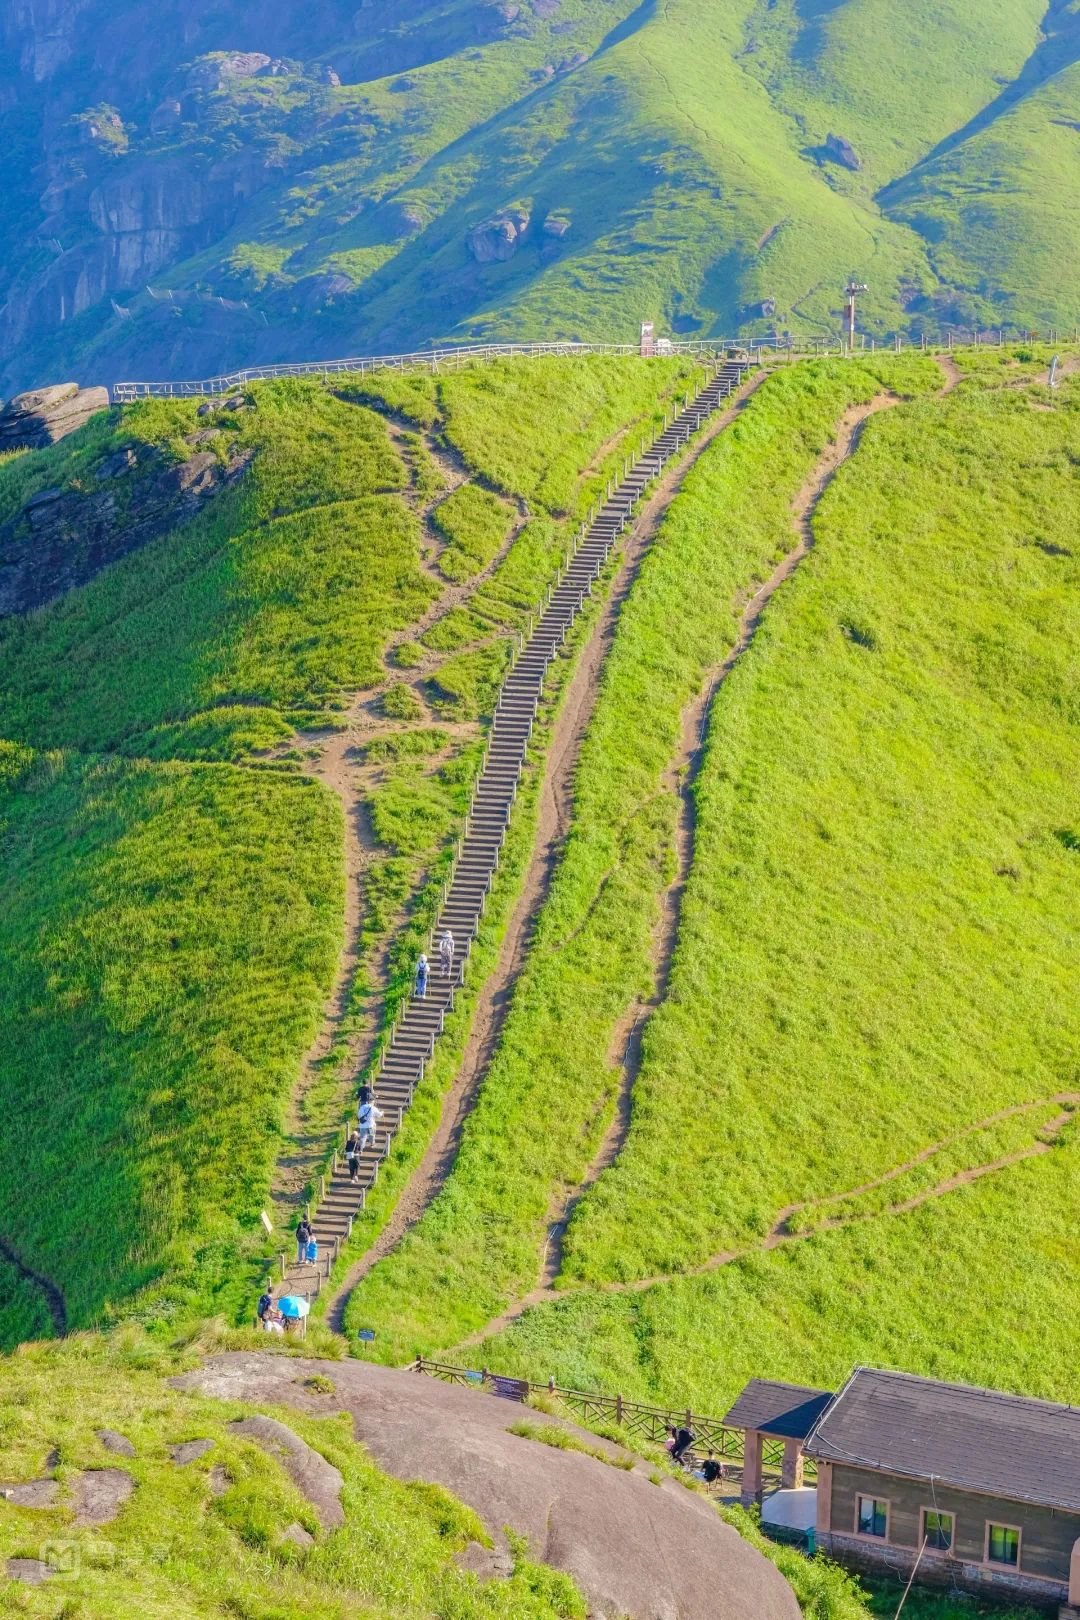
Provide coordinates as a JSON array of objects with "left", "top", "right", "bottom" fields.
[
  {"left": 187, "top": 53, "right": 272, "bottom": 92},
  {"left": 178, "top": 1355, "right": 804, "bottom": 1620},
  {"left": 0, "top": 383, "right": 110, "bottom": 450},
  {"left": 321, "top": 67, "right": 342, "bottom": 87},
  {"left": 0, "top": 1478, "right": 59, "bottom": 1507},
  {"left": 170, "top": 1439, "right": 214, "bottom": 1466},
  {"left": 0, "top": 439, "right": 252, "bottom": 616},
  {"left": 6, "top": 1559, "right": 55, "bottom": 1585},
  {"left": 97, "top": 447, "right": 137, "bottom": 478},
  {"left": 97, "top": 1430, "right": 136, "bottom": 1458},
  {"left": 71, "top": 1468, "right": 133, "bottom": 1526},
  {"left": 467, "top": 208, "right": 531, "bottom": 264},
  {"left": 282, "top": 1521, "right": 315, "bottom": 1548},
  {"left": 824, "top": 132, "right": 861, "bottom": 171},
  {"left": 542, "top": 212, "right": 570, "bottom": 239},
  {"left": 150, "top": 99, "right": 182, "bottom": 133}
]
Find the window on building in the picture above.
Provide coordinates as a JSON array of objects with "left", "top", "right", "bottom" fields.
[
  {"left": 987, "top": 1524, "right": 1020, "bottom": 1566},
  {"left": 857, "top": 1496, "right": 888, "bottom": 1538},
  {"left": 923, "top": 1510, "right": 954, "bottom": 1551}
]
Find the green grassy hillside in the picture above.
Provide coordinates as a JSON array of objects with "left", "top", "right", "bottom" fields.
[
  {"left": 345, "top": 355, "right": 1080, "bottom": 1421},
  {"left": 0, "top": 1333, "right": 588, "bottom": 1620},
  {"left": 0, "top": 354, "right": 698, "bottom": 1348},
  {"left": 1, "top": 0, "right": 1076, "bottom": 393}
]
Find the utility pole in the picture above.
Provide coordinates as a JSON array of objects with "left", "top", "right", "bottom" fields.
[{"left": 844, "top": 277, "right": 868, "bottom": 351}]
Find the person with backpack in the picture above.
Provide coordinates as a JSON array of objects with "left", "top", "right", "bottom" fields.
[
  {"left": 257, "top": 1289, "right": 274, "bottom": 1325},
  {"left": 345, "top": 1128, "right": 363, "bottom": 1183},
  {"left": 439, "top": 930, "right": 455, "bottom": 978},
  {"left": 671, "top": 1425, "right": 695, "bottom": 1467},
  {"left": 415, "top": 953, "right": 429, "bottom": 998},
  {"left": 295, "top": 1215, "right": 313, "bottom": 1266},
  {"left": 701, "top": 1454, "right": 723, "bottom": 1487},
  {"left": 357, "top": 1097, "right": 384, "bottom": 1154}
]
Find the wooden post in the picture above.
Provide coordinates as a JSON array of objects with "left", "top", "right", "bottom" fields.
[{"left": 616, "top": 1393, "right": 625, "bottom": 1425}]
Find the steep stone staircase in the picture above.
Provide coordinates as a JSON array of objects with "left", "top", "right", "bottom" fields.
[{"left": 276, "top": 359, "right": 750, "bottom": 1305}]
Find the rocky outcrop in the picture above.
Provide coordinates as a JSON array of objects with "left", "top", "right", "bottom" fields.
[
  {"left": 186, "top": 52, "right": 272, "bottom": 92},
  {"left": 178, "top": 1355, "right": 804, "bottom": 1620},
  {"left": 824, "top": 132, "right": 861, "bottom": 171},
  {"left": 98, "top": 1430, "right": 137, "bottom": 1458},
  {"left": 71, "top": 1468, "right": 133, "bottom": 1526},
  {"left": 542, "top": 211, "right": 570, "bottom": 239},
  {"left": 0, "top": 383, "right": 110, "bottom": 449},
  {"left": 467, "top": 206, "right": 531, "bottom": 263},
  {"left": 0, "top": 431, "right": 253, "bottom": 615},
  {"left": 229, "top": 1417, "right": 344, "bottom": 1530},
  {"left": 0, "top": 1478, "right": 59, "bottom": 1507}
]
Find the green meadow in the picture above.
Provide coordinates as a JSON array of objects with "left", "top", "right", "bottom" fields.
[
  {"left": 464, "top": 365, "right": 1080, "bottom": 1418},
  {"left": 343, "top": 355, "right": 943, "bottom": 1359},
  {"left": 0, "top": 356, "right": 699, "bottom": 1345}
]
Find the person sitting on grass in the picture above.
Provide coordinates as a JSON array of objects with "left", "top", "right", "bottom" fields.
[{"left": 257, "top": 1289, "right": 273, "bottom": 1326}]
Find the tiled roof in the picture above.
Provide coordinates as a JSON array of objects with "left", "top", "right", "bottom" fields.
[
  {"left": 723, "top": 1379, "right": 834, "bottom": 1440},
  {"left": 804, "top": 1368, "right": 1080, "bottom": 1514}
]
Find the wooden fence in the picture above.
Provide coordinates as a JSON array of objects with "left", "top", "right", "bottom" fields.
[{"left": 411, "top": 1357, "right": 816, "bottom": 1486}]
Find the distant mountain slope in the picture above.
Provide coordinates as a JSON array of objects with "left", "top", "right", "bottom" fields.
[{"left": 0, "top": 0, "right": 1071, "bottom": 391}]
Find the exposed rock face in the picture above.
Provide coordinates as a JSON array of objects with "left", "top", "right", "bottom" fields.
[
  {"left": 229, "top": 1416, "right": 345, "bottom": 1530},
  {"left": 170, "top": 1439, "right": 215, "bottom": 1465},
  {"left": 0, "top": 1478, "right": 60, "bottom": 1506},
  {"left": 6, "top": 1558, "right": 55, "bottom": 1585},
  {"left": 150, "top": 98, "right": 182, "bottom": 132},
  {"left": 177, "top": 1355, "right": 804, "bottom": 1620},
  {"left": 71, "top": 1468, "right": 133, "bottom": 1526},
  {"left": 98, "top": 1429, "right": 137, "bottom": 1457},
  {"left": 186, "top": 52, "right": 272, "bottom": 91},
  {"left": 0, "top": 383, "right": 110, "bottom": 449},
  {"left": 542, "top": 212, "right": 570, "bottom": 239},
  {"left": 0, "top": 433, "right": 252, "bottom": 615},
  {"left": 467, "top": 206, "right": 531, "bottom": 263},
  {"left": 824, "top": 132, "right": 861, "bottom": 170}
]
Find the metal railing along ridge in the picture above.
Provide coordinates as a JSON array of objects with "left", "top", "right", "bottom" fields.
[
  {"left": 111, "top": 339, "right": 730, "bottom": 401},
  {"left": 111, "top": 324, "right": 1076, "bottom": 402}
]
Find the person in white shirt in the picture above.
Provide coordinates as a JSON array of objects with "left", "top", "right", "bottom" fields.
[
  {"left": 439, "top": 930, "right": 455, "bottom": 978},
  {"left": 357, "top": 1099, "right": 384, "bottom": 1153}
]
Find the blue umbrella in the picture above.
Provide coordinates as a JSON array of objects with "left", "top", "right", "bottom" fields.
[{"left": 277, "top": 1295, "right": 310, "bottom": 1319}]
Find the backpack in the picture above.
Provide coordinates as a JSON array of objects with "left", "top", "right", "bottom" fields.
[{"left": 306, "top": 1239, "right": 318, "bottom": 1263}]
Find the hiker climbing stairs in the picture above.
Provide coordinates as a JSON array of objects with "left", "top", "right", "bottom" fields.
[{"left": 277, "top": 358, "right": 751, "bottom": 1305}]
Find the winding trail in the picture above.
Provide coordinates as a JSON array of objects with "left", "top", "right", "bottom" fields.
[
  {"left": 0, "top": 1234, "right": 67, "bottom": 1335},
  {"left": 459, "top": 388, "right": 920, "bottom": 1345},
  {"left": 323, "top": 370, "right": 769, "bottom": 1327},
  {"left": 463, "top": 1093, "right": 1079, "bottom": 1341},
  {"left": 270, "top": 414, "right": 519, "bottom": 1215}
]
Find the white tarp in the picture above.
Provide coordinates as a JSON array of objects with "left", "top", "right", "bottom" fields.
[{"left": 762, "top": 1487, "right": 818, "bottom": 1532}]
